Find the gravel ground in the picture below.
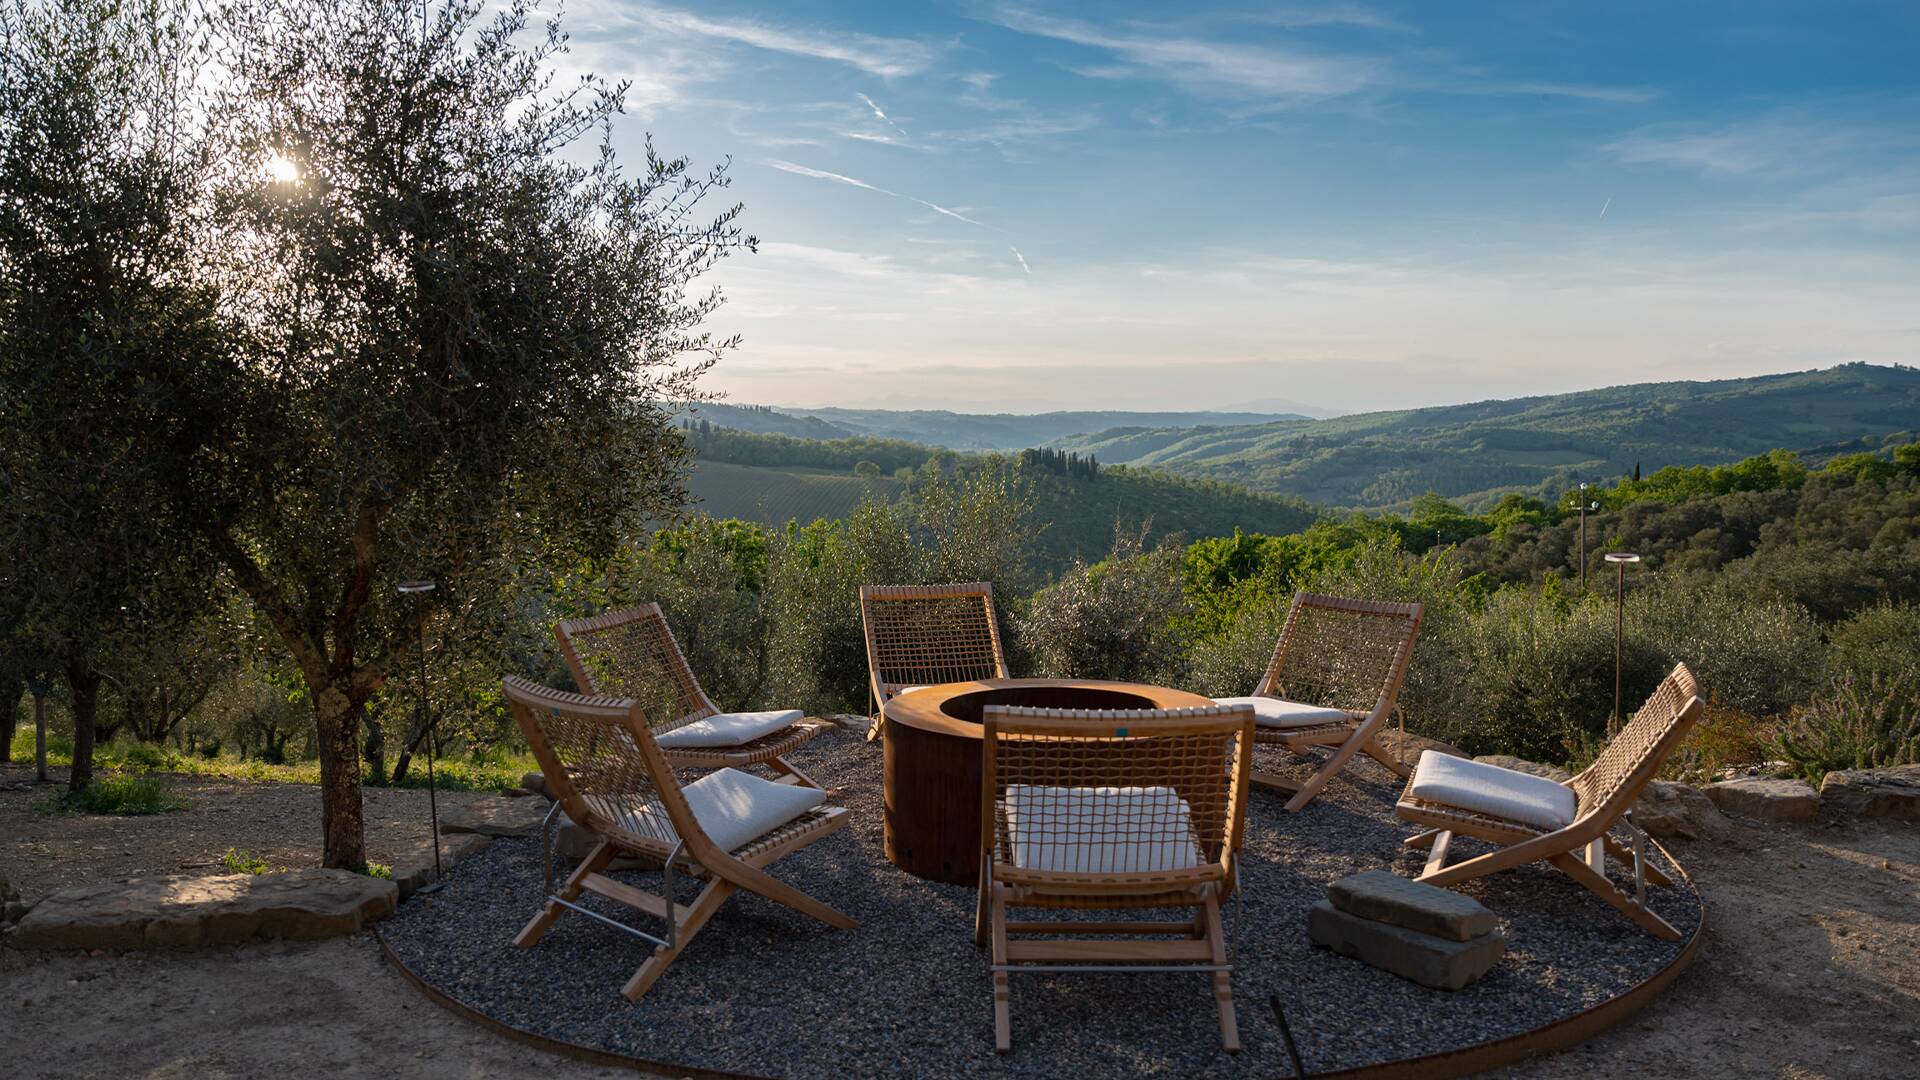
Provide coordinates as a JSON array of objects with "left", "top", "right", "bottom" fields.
[{"left": 381, "top": 729, "right": 1699, "bottom": 1078}]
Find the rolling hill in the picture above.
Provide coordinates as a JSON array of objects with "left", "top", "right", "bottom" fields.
[
  {"left": 710, "top": 405, "right": 1304, "bottom": 451},
  {"left": 1053, "top": 364, "right": 1920, "bottom": 510},
  {"left": 681, "top": 431, "right": 1319, "bottom": 571}
]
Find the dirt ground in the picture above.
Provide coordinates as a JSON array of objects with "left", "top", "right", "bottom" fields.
[{"left": 1, "top": 765, "right": 1916, "bottom": 1079}]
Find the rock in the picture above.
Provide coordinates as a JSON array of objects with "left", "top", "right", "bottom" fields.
[
  {"left": 439, "top": 795, "right": 552, "bottom": 838},
  {"left": 827, "top": 713, "right": 872, "bottom": 732},
  {"left": 4, "top": 900, "right": 32, "bottom": 924},
  {"left": 519, "top": 772, "right": 552, "bottom": 801},
  {"left": 389, "top": 833, "right": 491, "bottom": 900},
  {"left": 1, "top": 873, "right": 17, "bottom": 903},
  {"left": 1308, "top": 900, "right": 1506, "bottom": 990},
  {"left": 1819, "top": 765, "right": 1920, "bottom": 820},
  {"left": 1632, "top": 780, "right": 1731, "bottom": 840},
  {"left": 554, "top": 821, "right": 660, "bottom": 872},
  {"left": 1376, "top": 730, "right": 1467, "bottom": 763},
  {"left": 1474, "top": 755, "right": 1573, "bottom": 783},
  {"left": 10, "top": 870, "right": 396, "bottom": 952},
  {"left": 1325, "top": 870, "right": 1497, "bottom": 942},
  {"left": 1706, "top": 777, "right": 1819, "bottom": 822}
]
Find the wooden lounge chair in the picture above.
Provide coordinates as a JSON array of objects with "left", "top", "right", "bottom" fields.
[
  {"left": 976, "top": 703, "right": 1256, "bottom": 1054},
  {"left": 1211, "top": 591, "right": 1424, "bottom": 812},
  {"left": 502, "top": 676, "right": 858, "bottom": 1000},
  {"left": 1395, "top": 662, "right": 1705, "bottom": 940},
  {"left": 859, "top": 582, "right": 1008, "bottom": 740},
  {"left": 555, "top": 603, "right": 831, "bottom": 789}
]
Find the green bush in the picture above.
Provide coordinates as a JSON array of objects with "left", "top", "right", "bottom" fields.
[
  {"left": 39, "top": 774, "right": 188, "bottom": 816},
  {"left": 221, "top": 848, "right": 273, "bottom": 874},
  {"left": 1773, "top": 675, "right": 1920, "bottom": 785},
  {"left": 1828, "top": 603, "right": 1920, "bottom": 689},
  {"left": 1018, "top": 530, "right": 1192, "bottom": 687}
]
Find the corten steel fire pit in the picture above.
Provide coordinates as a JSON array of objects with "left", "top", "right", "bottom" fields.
[{"left": 881, "top": 677, "right": 1215, "bottom": 885}]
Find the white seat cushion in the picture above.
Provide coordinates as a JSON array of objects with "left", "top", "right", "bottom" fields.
[
  {"left": 656, "top": 708, "right": 803, "bottom": 749},
  {"left": 659, "top": 767, "right": 828, "bottom": 854},
  {"left": 1406, "top": 750, "right": 1578, "bottom": 831},
  {"left": 1005, "top": 785, "right": 1203, "bottom": 874},
  {"left": 1213, "top": 695, "right": 1353, "bottom": 730}
]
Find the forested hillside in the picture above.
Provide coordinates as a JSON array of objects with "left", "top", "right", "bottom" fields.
[
  {"left": 1055, "top": 363, "right": 1920, "bottom": 510},
  {"left": 681, "top": 426, "right": 1318, "bottom": 570}
]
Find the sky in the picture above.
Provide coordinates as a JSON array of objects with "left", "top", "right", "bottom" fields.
[{"left": 553, "top": 1, "right": 1920, "bottom": 414}]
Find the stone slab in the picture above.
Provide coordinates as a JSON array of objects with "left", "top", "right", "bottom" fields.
[
  {"left": 1633, "top": 780, "right": 1730, "bottom": 840},
  {"left": 1819, "top": 765, "right": 1920, "bottom": 820},
  {"left": 520, "top": 771, "right": 553, "bottom": 801},
  {"left": 1326, "top": 870, "right": 1498, "bottom": 942},
  {"left": 10, "top": 870, "right": 396, "bottom": 952},
  {"left": 1376, "top": 730, "right": 1466, "bottom": 763},
  {"left": 1308, "top": 900, "right": 1506, "bottom": 990},
  {"left": 439, "top": 794, "right": 552, "bottom": 838},
  {"left": 1473, "top": 755, "right": 1573, "bottom": 783},
  {"left": 390, "top": 833, "right": 491, "bottom": 900},
  {"left": 1706, "top": 777, "right": 1819, "bottom": 822}
]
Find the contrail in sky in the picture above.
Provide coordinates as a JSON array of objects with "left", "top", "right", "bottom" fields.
[
  {"left": 764, "top": 158, "right": 983, "bottom": 226},
  {"left": 1598, "top": 196, "right": 1612, "bottom": 220},
  {"left": 1010, "top": 246, "right": 1030, "bottom": 274},
  {"left": 857, "top": 92, "right": 908, "bottom": 137}
]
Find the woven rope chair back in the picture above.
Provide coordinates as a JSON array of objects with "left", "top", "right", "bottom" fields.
[
  {"left": 1260, "top": 592, "right": 1424, "bottom": 717},
  {"left": 860, "top": 583, "right": 1008, "bottom": 699},
  {"left": 981, "top": 704, "right": 1254, "bottom": 895},
  {"left": 1569, "top": 662, "right": 1704, "bottom": 821},
  {"left": 503, "top": 675, "right": 704, "bottom": 858},
  {"left": 554, "top": 604, "right": 717, "bottom": 738}
]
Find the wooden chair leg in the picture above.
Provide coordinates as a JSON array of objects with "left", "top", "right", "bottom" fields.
[
  {"left": 769, "top": 755, "right": 822, "bottom": 790},
  {"left": 1417, "top": 836, "right": 1559, "bottom": 888},
  {"left": 514, "top": 840, "right": 615, "bottom": 948},
  {"left": 621, "top": 877, "right": 735, "bottom": 1000},
  {"left": 714, "top": 856, "right": 859, "bottom": 929},
  {"left": 991, "top": 883, "right": 1012, "bottom": 1054},
  {"left": 1249, "top": 767, "right": 1304, "bottom": 794},
  {"left": 1283, "top": 733, "right": 1370, "bottom": 812},
  {"left": 1403, "top": 828, "right": 1443, "bottom": 850},
  {"left": 974, "top": 859, "right": 991, "bottom": 947},
  {"left": 1422, "top": 830, "right": 1454, "bottom": 878},
  {"left": 1603, "top": 833, "right": 1674, "bottom": 887},
  {"left": 1201, "top": 889, "right": 1239, "bottom": 1054},
  {"left": 1547, "top": 852, "right": 1681, "bottom": 941}
]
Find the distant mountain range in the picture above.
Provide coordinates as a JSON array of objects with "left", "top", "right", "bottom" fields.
[
  {"left": 678, "top": 402, "right": 1304, "bottom": 450},
  {"left": 1053, "top": 363, "right": 1920, "bottom": 510}
]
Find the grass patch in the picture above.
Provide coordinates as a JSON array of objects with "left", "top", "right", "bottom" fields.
[
  {"left": 220, "top": 848, "right": 275, "bottom": 875},
  {"left": 358, "top": 861, "right": 392, "bottom": 879},
  {"left": 37, "top": 773, "right": 188, "bottom": 816},
  {"left": 9, "top": 729, "right": 532, "bottom": 793}
]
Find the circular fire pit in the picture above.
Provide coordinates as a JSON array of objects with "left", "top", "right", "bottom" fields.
[{"left": 881, "top": 678, "right": 1215, "bottom": 885}]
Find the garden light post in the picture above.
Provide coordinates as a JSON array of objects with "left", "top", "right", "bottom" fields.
[
  {"left": 398, "top": 580, "right": 442, "bottom": 885},
  {"left": 1569, "top": 483, "right": 1599, "bottom": 592},
  {"left": 1604, "top": 553, "right": 1641, "bottom": 735}
]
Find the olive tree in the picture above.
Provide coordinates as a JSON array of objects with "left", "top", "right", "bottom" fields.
[
  {"left": 200, "top": 0, "right": 747, "bottom": 867},
  {"left": 0, "top": 0, "right": 228, "bottom": 791}
]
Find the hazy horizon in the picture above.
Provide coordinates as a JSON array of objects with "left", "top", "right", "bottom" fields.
[{"left": 563, "top": 2, "right": 1920, "bottom": 412}]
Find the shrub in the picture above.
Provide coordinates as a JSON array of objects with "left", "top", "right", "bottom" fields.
[
  {"left": 1773, "top": 674, "right": 1920, "bottom": 785},
  {"left": 38, "top": 774, "right": 187, "bottom": 816},
  {"left": 221, "top": 848, "right": 273, "bottom": 875},
  {"left": 1018, "top": 529, "right": 1192, "bottom": 686},
  {"left": 1828, "top": 603, "right": 1920, "bottom": 689},
  {"left": 1663, "top": 702, "right": 1777, "bottom": 783},
  {"left": 107, "top": 740, "right": 175, "bottom": 774}
]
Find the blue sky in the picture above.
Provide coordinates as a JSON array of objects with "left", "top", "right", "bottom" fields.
[{"left": 556, "top": 2, "right": 1920, "bottom": 413}]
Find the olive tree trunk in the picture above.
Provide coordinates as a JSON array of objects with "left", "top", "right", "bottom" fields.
[
  {"left": 0, "top": 677, "right": 20, "bottom": 762},
  {"left": 65, "top": 656, "right": 100, "bottom": 793},
  {"left": 311, "top": 683, "right": 370, "bottom": 870}
]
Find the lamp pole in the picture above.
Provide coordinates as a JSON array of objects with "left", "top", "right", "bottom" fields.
[
  {"left": 1570, "top": 483, "right": 1598, "bottom": 592},
  {"left": 1603, "top": 553, "right": 1641, "bottom": 734},
  {"left": 398, "top": 580, "right": 441, "bottom": 884}
]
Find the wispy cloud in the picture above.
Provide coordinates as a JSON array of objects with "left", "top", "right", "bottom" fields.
[
  {"left": 1463, "top": 80, "right": 1660, "bottom": 104},
  {"left": 994, "top": 7, "right": 1383, "bottom": 102},
  {"left": 1602, "top": 116, "right": 1866, "bottom": 176},
  {"left": 1247, "top": 5, "right": 1416, "bottom": 34},
  {"left": 763, "top": 159, "right": 985, "bottom": 225},
  {"left": 1010, "top": 246, "right": 1032, "bottom": 274},
  {"left": 858, "top": 92, "right": 909, "bottom": 137},
  {"left": 634, "top": 4, "right": 936, "bottom": 78}
]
